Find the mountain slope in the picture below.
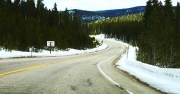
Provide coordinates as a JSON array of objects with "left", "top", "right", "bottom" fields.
[
  {"left": 94, "top": 6, "right": 146, "bottom": 17},
  {"left": 73, "top": 6, "right": 146, "bottom": 22}
]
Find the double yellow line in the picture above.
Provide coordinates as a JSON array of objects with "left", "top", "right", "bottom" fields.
[{"left": 0, "top": 64, "right": 48, "bottom": 77}]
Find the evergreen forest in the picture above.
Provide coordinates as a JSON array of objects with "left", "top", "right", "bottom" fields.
[
  {"left": 88, "top": 0, "right": 180, "bottom": 68},
  {"left": 0, "top": 0, "right": 96, "bottom": 51}
]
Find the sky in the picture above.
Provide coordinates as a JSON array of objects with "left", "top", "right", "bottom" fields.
[{"left": 42, "top": 0, "right": 179, "bottom": 11}]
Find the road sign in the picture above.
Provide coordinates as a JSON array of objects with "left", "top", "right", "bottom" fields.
[
  {"left": 47, "top": 41, "right": 55, "bottom": 54},
  {"left": 47, "top": 41, "right": 55, "bottom": 47}
]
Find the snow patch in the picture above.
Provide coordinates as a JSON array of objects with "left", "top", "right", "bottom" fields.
[
  {"left": 0, "top": 43, "right": 108, "bottom": 59},
  {"left": 117, "top": 46, "right": 180, "bottom": 93}
]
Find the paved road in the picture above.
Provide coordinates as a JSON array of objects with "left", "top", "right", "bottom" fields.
[{"left": 0, "top": 40, "right": 160, "bottom": 94}]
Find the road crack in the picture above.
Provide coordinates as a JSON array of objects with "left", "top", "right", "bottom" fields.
[
  {"left": 87, "top": 78, "right": 93, "bottom": 86},
  {"left": 70, "top": 86, "right": 77, "bottom": 91}
]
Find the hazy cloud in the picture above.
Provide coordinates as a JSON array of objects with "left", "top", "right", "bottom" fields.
[{"left": 42, "top": 0, "right": 179, "bottom": 11}]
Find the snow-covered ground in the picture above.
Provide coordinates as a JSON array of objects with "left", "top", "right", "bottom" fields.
[
  {"left": 1, "top": 34, "right": 180, "bottom": 93},
  {"left": 96, "top": 34, "right": 180, "bottom": 94},
  {"left": 0, "top": 43, "right": 108, "bottom": 59}
]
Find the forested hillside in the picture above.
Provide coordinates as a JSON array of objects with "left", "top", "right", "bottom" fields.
[
  {"left": 89, "top": 0, "right": 180, "bottom": 68},
  {"left": 138, "top": 0, "right": 180, "bottom": 68},
  {"left": 88, "top": 13, "right": 144, "bottom": 44},
  {"left": 75, "top": 6, "right": 146, "bottom": 23},
  {"left": 0, "top": 0, "right": 95, "bottom": 51}
]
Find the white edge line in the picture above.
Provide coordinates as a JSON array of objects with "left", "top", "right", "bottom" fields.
[{"left": 98, "top": 56, "right": 134, "bottom": 94}]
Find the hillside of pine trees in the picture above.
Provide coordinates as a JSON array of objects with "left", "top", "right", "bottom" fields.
[
  {"left": 88, "top": 0, "right": 180, "bottom": 68},
  {"left": 0, "top": 0, "right": 96, "bottom": 51}
]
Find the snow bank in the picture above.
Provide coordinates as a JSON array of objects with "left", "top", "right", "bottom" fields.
[
  {"left": 0, "top": 43, "right": 108, "bottom": 59},
  {"left": 95, "top": 34, "right": 180, "bottom": 93},
  {"left": 117, "top": 44, "right": 180, "bottom": 94}
]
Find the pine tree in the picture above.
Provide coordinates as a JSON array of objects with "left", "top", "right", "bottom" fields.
[
  {"left": 163, "top": 0, "right": 176, "bottom": 67},
  {"left": 0, "top": 0, "right": 5, "bottom": 11},
  {"left": 0, "top": 0, "right": 5, "bottom": 46},
  {"left": 176, "top": 2, "right": 180, "bottom": 40},
  {"left": 36, "top": 0, "right": 44, "bottom": 23},
  {"left": 174, "top": 2, "right": 180, "bottom": 67},
  {"left": 27, "top": 0, "right": 36, "bottom": 17},
  {"left": 73, "top": 9, "right": 80, "bottom": 31},
  {"left": 137, "top": 0, "right": 164, "bottom": 65},
  {"left": 52, "top": 3, "right": 59, "bottom": 26},
  {"left": 144, "top": 0, "right": 152, "bottom": 29},
  {"left": 6, "top": 0, "right": 12, "bottom": 5},
  {"left": 146, "top": 0, "right": 163, "bottom": 65}
]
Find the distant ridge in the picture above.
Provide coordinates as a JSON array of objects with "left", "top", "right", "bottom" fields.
[
  {"left": 94, "top": 6, "right": 146, "bottom": 17},
  {"left": 67, "top": 6, "right": 146, "bottom": 23}
]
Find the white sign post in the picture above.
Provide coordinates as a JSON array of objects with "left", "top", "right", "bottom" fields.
[
  {"left": 127, "top": 45, "right": 129, "bottom": 59},
  {"left": 47, "top": 41, "right": 55, "bottom": 54},
  {"left": 30, "top": 47, "right": 33, "bottom": 57}
]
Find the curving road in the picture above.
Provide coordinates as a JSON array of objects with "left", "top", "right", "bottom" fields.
[{"left": 0, "top": 39, "right": 160, "bottom": 94}]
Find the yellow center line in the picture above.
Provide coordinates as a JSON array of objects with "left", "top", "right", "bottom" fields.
[
  {"left": 0, "top": 64, "right": 48, "bottom": 77},
  {"left": 0, "top": 54, "right": 101, "bottom": 78}
]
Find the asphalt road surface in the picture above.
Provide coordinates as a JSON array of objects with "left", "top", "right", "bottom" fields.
[{"left": 0, "top": 39, "right": 161, "bottom": 94}]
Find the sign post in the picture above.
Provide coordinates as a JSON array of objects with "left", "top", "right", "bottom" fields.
[
  {"left": 30, "top": 46, "right": 34, "bottom": 57},
  {"left": 127, "top": 45, "right": 129, "bottom": 59},
  {"left": 30, "top": 47, "right": 32, "bottom": 57},
  {"left": 47, "top": 41, "right": 55, "bottom": 54}
]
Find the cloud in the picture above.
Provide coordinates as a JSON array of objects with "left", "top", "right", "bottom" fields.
[
  {"left": 56, "top": 0, "right": 135, "bottom": 11},
  {"left": 44, "top": 0, "right": 179, "bottom": 11}
]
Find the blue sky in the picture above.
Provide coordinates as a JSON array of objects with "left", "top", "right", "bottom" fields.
[{"left": 42, "top": 0, "right": 178, "bottom": 11}]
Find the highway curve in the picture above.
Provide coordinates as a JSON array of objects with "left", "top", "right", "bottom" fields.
[{"left": 0, "top": 39, "right": 160, "bottom": 94}]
